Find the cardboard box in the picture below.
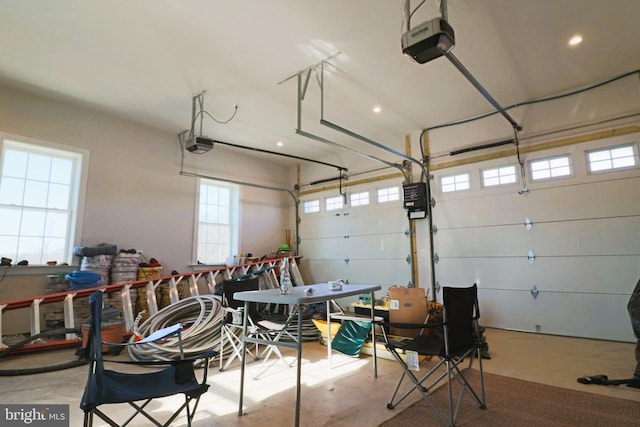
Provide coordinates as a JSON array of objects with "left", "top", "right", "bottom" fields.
[
  {"left": 81, "top": 322, "right": 125, "bottom": 352},
  {"left": 388, "top": 287, "right": 427, "bottom": 337}
]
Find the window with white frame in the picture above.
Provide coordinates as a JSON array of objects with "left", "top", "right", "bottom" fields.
[
  {"left": 482, "top": 165, "right": 517, "bottom": 187},
  {"left": 530, "top": 155, "right": 572, "bottom": 181},
  {"left": 377, "top": 186, "right": 400, "bottom": 203},
  {"left": 325, "top": 195, "right": 344, "bottom": 212},
  {"left": 349, "top": 191, "right": 370, "bottom": 207},
  {"left": 196, "top": 179, "right": 239, "bottom": 264},
  {"left": 441, "top": 173, "right": 470, "bottom": 193},
  {"left": 0, "top": 138, "right": 86, "bottom": 265},
  {"left": 587, "top": 143, "right": 637, "bottom": 173},
  {"left": 303, "top": 199, "right": 320, "bottom": 214}
]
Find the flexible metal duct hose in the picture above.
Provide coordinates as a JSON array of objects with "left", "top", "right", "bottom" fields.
[
  {"left": 0, "top": 328, "right": 87, "bottom": 376},
  {"left": 127, "top": 295, "right": 225, "bottom": 362}
]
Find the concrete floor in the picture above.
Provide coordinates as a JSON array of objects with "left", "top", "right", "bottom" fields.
[{"left": 1, "top": 328, "right": 639, "bottom": 426}]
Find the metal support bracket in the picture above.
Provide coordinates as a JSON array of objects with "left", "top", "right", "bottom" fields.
[{"left": 528, "top": 250, "right": 535, "bottom": 264}]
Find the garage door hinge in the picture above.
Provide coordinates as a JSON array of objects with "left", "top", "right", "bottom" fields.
[
  {"left": 530, "top": 285, "right": 539, "bottom": 299},
  {"left": 524, "top": 217, "right": 532, "bottom": 231}
]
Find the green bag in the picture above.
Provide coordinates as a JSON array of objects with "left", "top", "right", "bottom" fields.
[{"left": 331, "top": 320, "right": 372, "bottom": 357}]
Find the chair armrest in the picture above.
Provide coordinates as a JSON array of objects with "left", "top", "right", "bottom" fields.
[
  {"left": 103, "top": 323, "right": 184, "bottom": 347},
  {"left": 376, "top": 321, "right": 442, "bottom": 329}
]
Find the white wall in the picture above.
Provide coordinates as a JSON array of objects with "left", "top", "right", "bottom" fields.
[{"left": 0, "top": 84, "right": 292, "bottom": 333}]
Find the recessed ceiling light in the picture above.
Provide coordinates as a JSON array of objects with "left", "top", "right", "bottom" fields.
[
  {"left": 276, "top": 141, "right": 284, "bottom": 147},
  {"left": 568, "top": 35, "right": 583, "bottom": 47},
  {"left": 373, "top": 106, "right": 382, "bottom": 113}
]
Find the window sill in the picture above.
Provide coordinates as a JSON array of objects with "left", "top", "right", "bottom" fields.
[{"left": 0, "top": 265, "right": 78, "bottom": 277}]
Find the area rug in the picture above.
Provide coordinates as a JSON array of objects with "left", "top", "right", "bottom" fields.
[{"left": 379, "top": 370, "right": 640, "bottom": 426}]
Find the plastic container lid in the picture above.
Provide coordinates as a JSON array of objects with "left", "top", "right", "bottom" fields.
[{"left": 65, "top": 270, "right": 101, "bottom": 283}]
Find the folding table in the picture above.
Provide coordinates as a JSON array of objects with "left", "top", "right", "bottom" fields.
[{"left": 235, "top": 283, "right": 381, "bottom": 427}]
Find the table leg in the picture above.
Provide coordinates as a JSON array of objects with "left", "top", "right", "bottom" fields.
[
  {"left": 370, "top": 290, "right": 377, "bottom": 378},
  {"left": 326, "top": 300, "right": 332, "bottom": 368},
  {"left": 295, "top": 304, "right": 302, "bottom": 427},
  {"left": 238, "top": 301, "right": 249, "bottom": 416}
]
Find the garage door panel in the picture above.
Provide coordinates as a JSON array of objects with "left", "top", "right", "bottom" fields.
[
  {"left": 477, "top": 289, "right": 633, "bottom": 341},
  {"left": 435, "top": 193, "right": 526, "bottom": 229},
  {"left": 299, "top": 237, "right": 347, "bottom": 260},
  {"left": 347, "top": 234, "right": 410, "bottom": 259},
  {"left": 345, "top": 259, "right": 412, "bottom": 287},
  {"left": 528, "top": 178, "right": 640, "bottom": 221},
  {"left": 299, "top": 212, "right": 347, "bottom": 239},
  {"left": 434, "top": 177, "right": 640, "bottom": 228},
  {"left": 348, "top": 208, "right": 408, "bottom": 235},
  {"left": 300, "top": 259, "right": 349, "bottom": 284},
  {"left": 435, "top": 226, "right": 526, "bottom": 257},
  {"left": 436, "top": 256, "right": 640, "bottom": 294},
  {"left": 434, "top": 217, "right": 640, "bottom": 257}
]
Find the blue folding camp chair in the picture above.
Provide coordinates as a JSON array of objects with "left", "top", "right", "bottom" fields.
[{"left": 80, "top": 290, "right": 216, "bottom": 427}]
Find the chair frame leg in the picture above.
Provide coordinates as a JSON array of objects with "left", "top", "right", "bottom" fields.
[
  {"left": 84, "top": 395, "right": 202, "bottom": 427},
  {"left": 386, "top": 346, "right": 486, "bottom": 427},
  {"left": 386, "top": 349, "right": 450, "bottom": 426},
  {"left": 251, "top": 330, "right": 294, "bottom": 380},
  {"left": 220, "top": 326, "right": 257, "bottom": 371}
]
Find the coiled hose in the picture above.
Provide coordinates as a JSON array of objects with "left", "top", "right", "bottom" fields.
[
  {"left": 0, "top": 328, "right": 87, "bottom": 376},
  {"left": 127, "top": 295, "right": 226, "bottom": 362}
]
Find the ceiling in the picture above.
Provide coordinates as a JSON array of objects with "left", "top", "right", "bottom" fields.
[{"left": 1, "top": 0, "right": 639, "bottom": 168}]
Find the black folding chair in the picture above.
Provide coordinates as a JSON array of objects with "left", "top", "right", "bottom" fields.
[
  {"left": 80, "top": 290, "right": 215, "bottom": 427},
  {"left": 219, "top": 277, "right": 261, "bottom": 371},
  {"left": 219, "top": 277, "right": 294, "bottom": 379},
  {"left": 381, "top": 284, "right": 486, "bottom": 427}
]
